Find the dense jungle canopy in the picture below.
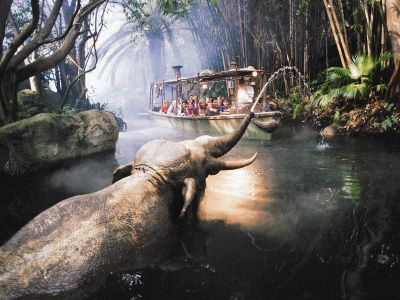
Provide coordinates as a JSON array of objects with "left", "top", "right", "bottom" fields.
[{"left": 0, "top": 0, "right": 399, "bottom": 132}]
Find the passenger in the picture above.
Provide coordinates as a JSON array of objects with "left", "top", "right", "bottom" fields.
[
  {"left": 159, "top": 101, "right": 169, "bottom": 114},
  {"left": 207, "top": 98, "right": 220, "bottom": 116},
  {"left": 192, "top": 96, "right": 199, "bottom": 114},
  {"left": 220, "top": 99, "right": 230, "bottom": 114},
  {"left": 265, "top": 97, "right": 271, "bottom": 112},
  {"left": 217, "top": 98, "right": 223, "bottom": 112},
  {"left": 186, "top": 103, "right": 196, "bottom": 116},
  {"left": 198, "top": 99, "right": 207, "bottom": 116},
  {"left": 167, "top": 100, "right": 178, "bottom": 115},
  {"left": 178, "top": 101, "right": 188, "bottom": 116}
]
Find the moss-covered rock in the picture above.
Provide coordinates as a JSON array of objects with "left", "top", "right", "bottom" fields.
[
  {"left": 17, "top": 89, "right": 40, "bottom": 106},
  {"left": 0, "top": 110, "right": 118, "bottom": 174},
  {"left": 17, "top": 89, "right": 45, "bottom": 119}
]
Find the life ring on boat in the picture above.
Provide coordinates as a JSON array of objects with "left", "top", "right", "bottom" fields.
[{"left": 252, "top": 118, "right": 280, "bottom": 133}]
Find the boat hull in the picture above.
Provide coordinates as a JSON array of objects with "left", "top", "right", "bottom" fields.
[{"left": 148, "top": 111, "right": 281, "bottom": 140}]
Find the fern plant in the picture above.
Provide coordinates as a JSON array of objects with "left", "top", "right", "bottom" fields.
[{"left": 313, "top": 53, "right": 391, "bottom": 108}]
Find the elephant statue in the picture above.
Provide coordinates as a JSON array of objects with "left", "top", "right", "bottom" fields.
[{"left": 0, "top": 112, "right": 257, "bottom": 299}]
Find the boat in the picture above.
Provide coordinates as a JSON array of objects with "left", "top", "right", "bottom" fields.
[{"left": 148, "top": 64, "right": 281, "bottom": 140}]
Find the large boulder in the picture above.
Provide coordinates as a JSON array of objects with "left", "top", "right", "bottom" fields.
[{"left": 0, "top": 110, "right": 118, "bottom": 174}]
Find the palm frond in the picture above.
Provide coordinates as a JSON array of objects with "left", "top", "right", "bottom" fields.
[
  {"left": 328, "top": 87, "right": 344, "bottom": 99},
  {"left": 348, "top": 54, "right": 375, "bottom": 80},
  {"left": 326, "top": 67, "right": 351, "bottom": 84},
  {"left": 312, "top": 93, "right": 333, "bottom": 108},
  {"left": 340, "top": 83, "right": 368, "bottom": 99},
  {"left": 0, "top": 137, "right": 30, "bottom": 176},
  {"left": 377, "top": 51, "right": 392, "bottom": 65},
  {"left": 375, "top": 83, "right": 387, "bottom": 93}
]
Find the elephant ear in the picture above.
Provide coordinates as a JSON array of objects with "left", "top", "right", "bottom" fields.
[{"left": 112, "top": 164, "right": 133, "bottom": 183}]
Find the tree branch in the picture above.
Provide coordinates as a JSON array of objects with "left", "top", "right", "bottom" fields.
[
  {"left": 38, "top": 0, "right": 82, "bottom": 46},
  {"left": 16, "top": 0, "right": 107, "bottom": 83},
  {"left": 9, "top": 0, "right": 64, "bottom": 68},
  {"left": 60, "top": 4, "right": 106, "bottom": 109},
  {"left": 0, "top": 0, "right": 40, "bottom": 74}
]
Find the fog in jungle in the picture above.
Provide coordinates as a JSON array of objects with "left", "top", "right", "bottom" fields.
[{"left": 86, "top": 4, "right": 202, "bottom": 118}]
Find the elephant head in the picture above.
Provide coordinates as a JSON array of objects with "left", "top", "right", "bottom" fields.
[{"left": 113, "top": 112, "right": 257, "bottom": 221}]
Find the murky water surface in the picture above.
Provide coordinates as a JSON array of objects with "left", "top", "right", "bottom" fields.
[{"left": 1, "top": 119, "right": 400, "bottom": 300}]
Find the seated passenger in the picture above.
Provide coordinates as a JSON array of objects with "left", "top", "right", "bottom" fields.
[
  {"left": 193, "top": 96, "right": 199, "bottom": 106},
  {"left": 186, "top": 103, "right": 197, "bottom": 116},
  {"left": 198, "top": 100, "right": 207, "bottom": 116},
  {"left": 178, "top": 101, "right": 188, "bottom": 116},
  {"left": 167, "top": 100, "right": 178, "bottom": 115},
  {"left": 207, "top": 98, "right": 220, "bottom": 116},
  {"left": 159, "top": 101, "right": 169, "bottom": 114},
  {"left": 220, "top": 99, "right": 230, "bottom": 114},
  {"left": 217, "top": 98, "right": 224, "bottom": 112}
]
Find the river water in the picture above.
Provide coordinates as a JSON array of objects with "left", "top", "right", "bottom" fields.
[{"left": 1, "top": 120, "right": 400, "bottom": 300}]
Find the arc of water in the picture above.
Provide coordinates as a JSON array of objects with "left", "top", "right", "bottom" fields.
[{"left": 251, "top": 66, "right": 309, "bottom": 112}]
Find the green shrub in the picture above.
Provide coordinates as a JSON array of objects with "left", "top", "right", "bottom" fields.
[{"left": 313, "top": 53, "right": 391, "bottom": 108}]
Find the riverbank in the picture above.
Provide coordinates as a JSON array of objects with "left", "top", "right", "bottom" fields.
[{"left": 275, "top": 97, "right": 400, "bottom": 139}]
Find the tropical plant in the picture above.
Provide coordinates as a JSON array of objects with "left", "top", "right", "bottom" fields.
[
  {"left": 313, "top": 53, "right": 391, "bottom": 108},
  {"left": 0, "top": 137, "right": 30, "bottom": 176},
  {"left": 381, "top": 103, "right": 399, "bottom": 130}
]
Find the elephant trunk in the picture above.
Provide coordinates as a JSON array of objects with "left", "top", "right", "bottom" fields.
[{"left": 198, "top": 112, "right": 255, "bottom": 158}]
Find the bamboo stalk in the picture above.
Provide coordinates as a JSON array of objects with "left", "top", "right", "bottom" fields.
[{"left": 323, "top": 0, "right": 347, "bottom": 67}]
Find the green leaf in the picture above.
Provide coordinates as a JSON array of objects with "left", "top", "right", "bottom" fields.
[
  {"left": 375, "top": 83, "right": 387, "bottom": 93},
  {"left": 385, "top": 103, "right": 395, "bottom": 111},
  {"left": 326, "top": 67, "right": 351, "bottom": 84},
  {"left": 333, "top": 110, "right": 341, "bottom": 123}
]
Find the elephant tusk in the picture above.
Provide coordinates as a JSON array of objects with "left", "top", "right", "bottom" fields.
[
  {"left": 218, "top": 153, "right": 257, "bottom": 170},
  {"left": 207, "top": 153, "right": 257, "bottom": 173}
]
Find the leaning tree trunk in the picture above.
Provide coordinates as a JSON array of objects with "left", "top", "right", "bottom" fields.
[{"left": 385, "top": 0, "right": 400, "bottom": 100}]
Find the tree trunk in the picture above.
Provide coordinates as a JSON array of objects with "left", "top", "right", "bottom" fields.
[
  {"left": 146, "top": 29, "right": 166, "bottom": 82},
  {"left": 385, "top": 0, "right": 400, "bottom": 100},
  {"left": 0, "top": 0, "right": 13, "bottom": 56}
]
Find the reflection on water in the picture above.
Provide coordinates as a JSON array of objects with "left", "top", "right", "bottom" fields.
[
  {"left": 200, "top": 162, "right": 276, "bottom": 230},
  {"left": 1, "top": 120, "right": 400, "bottom": 299}
]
